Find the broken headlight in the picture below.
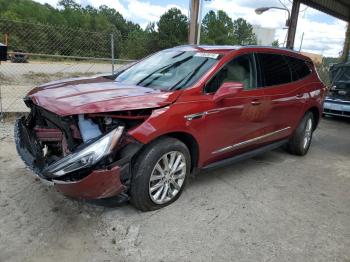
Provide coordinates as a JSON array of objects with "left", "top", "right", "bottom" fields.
[{"left": 45, "top": 126, "right": 124, "bottom": 177}]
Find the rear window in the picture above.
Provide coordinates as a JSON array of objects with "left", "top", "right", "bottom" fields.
[
  {"left": 257, "top": 53, "right": 291, "bottom": 87},
  {"left": 286, "top": 56, "right": 311, "bottom": 81}
]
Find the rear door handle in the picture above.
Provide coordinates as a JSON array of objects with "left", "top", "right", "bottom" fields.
[
  {"left": 251, "top": 100, "right": 261, "bottom": 106},
  {"left": 296, "top": 93, "right": 303, "bottom": 98}
]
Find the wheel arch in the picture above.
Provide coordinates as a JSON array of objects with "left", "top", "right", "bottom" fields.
[
  {"left": 131, "top": 131, "right": 200, "bottom": 174},
  {"left": 164, "top": 132, "right": 199, "bottom": 173}
]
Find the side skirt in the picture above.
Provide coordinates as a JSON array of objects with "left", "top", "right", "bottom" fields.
[{"left": 201, "top": 139, "right": 288, "bottom": 172}]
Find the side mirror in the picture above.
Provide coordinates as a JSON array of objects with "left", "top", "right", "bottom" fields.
[{"left": 213, "top": 82, "right": 244, "bottom": 102}]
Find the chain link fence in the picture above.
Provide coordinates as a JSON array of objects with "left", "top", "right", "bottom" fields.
[{"left": 0, "top": 19, "right": 135, "bottom": 116}]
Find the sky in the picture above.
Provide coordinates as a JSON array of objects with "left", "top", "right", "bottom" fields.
[{"left": 33, "top": 0, "right": 347, "bottom": 57}]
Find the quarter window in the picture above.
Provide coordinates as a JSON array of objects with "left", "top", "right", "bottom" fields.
[
  {"left": 257, "top": 53, "right": 292, "bottom": 87},
  {"left": 286, "top": 56, "right": 312, "bottom": 81}
]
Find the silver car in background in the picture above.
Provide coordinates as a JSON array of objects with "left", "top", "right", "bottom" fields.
[{"left": 324, "top": 63, "right": 350, "bottom": 118}]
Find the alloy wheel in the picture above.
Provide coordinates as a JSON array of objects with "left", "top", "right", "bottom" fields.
[
  {"left": 149, "top": 151, "right": 187, "bottom": 205},
  {"left": 303, "top": 118, "right": 313, "bottom": 149}
]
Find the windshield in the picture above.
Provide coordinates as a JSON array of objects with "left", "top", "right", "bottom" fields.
[{"left": 115, "top": 50, "right": 220, "bottom": 90}]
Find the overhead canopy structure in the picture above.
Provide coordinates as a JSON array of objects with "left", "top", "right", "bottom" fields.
[
  {"left": 301, "top": 0, "right": 350, "bottom": 22},
  {"left": 286, "top": 0, "right": 350, "bottom": 49}
]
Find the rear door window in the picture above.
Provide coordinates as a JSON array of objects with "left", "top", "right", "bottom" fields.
[
  {"left": 257, "top": 53, "right": 292, "bottom": 87},
  {"left": 286, "top": 56, "right": 312, "bottom": 81}
]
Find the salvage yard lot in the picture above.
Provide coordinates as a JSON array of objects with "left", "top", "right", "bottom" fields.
[{"left": 0, "top": 117, "right": 349, "bottom": 262}]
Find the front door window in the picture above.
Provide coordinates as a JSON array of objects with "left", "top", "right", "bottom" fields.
[{"left": 205, "top": 54, "right": 257, "bottom": 93}]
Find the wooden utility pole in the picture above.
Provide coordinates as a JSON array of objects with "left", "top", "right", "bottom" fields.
[
  {"left": 188, "top": 0, "right": 201, "bottom": 45},
  {"left": 340, "top": 22, "right": 350, "bottom": 63},
  {"left": 286, "top": 0, "right": 300, "bottom": 49}
]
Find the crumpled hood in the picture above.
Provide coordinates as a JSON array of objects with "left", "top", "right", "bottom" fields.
[{"left": 27, "top": 76, "right": 181, "bottom": 116}]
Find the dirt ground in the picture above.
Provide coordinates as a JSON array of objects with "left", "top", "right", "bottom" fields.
[
  {"left": 0, "top": 117, "right": 349, "bottom": 262},
  {"left": 0, "top": 61, "right": 125, "bottom": 112}
]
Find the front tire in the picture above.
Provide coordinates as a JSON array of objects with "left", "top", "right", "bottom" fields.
[
  {"left": 286, "top": 111, "right": 315, "bottom": 156},
  {"left": 130, "top": 137, "right": 191, "bottom": 211}
]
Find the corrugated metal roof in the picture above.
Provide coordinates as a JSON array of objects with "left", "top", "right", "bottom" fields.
[{"left": 301, "top": 0, "right": 350, "bottom": 21}]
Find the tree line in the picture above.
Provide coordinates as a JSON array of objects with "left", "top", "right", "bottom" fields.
[{"left": 0, "top": 0, "right": 257, "bottom": 60}]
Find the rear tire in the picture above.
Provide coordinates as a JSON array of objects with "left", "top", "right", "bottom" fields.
[
  {"left": 130, "top": 137, "right": 191, "bottom": 211},
  {"left": 286, "top": 111, "right": 314, "bottom": 156}
]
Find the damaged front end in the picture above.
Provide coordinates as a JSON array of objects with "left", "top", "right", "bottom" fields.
[{"left": 15, "top": 99, "right": 147, "bottom": 200}]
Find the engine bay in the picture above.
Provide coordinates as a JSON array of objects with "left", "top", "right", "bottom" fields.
[{"left": 16, "top": 100, "right": 149, "bottom": 182}]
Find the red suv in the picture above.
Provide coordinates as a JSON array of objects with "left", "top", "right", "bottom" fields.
[{"left": 15, "top": 45, "right": 326, "bottom": 211}]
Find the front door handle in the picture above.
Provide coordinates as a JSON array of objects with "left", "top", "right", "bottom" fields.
[
  {"left": 296, "top": 93, "right": 303, "bottom": 98},
  {"left": 251, "top": 100, "right": 261, "bottom": 106}
]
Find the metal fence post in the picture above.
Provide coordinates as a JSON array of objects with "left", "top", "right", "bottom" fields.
[
  {"left": 0, "top": 84, "right": 3, "bottom": 121},
  {"left": 0, "top": 60, "right": 2, "bottom": 120},
  {"left": 111, "top": 33, "right": 115, "bottom": 75}
]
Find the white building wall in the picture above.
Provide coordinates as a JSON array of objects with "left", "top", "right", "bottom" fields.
[{"left": 252, "top": 25, "right": 276, "bottom": 46}]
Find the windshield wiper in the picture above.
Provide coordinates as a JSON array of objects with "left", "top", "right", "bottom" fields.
[
  {"left": 172, "top": 51, "right": 186, "bottom": 58},
  {"left": 137, "top": 56, "right": 193, "bottom": 86},
  {"left": 169, "top": 58, "right": 209, "bottom": 90}
]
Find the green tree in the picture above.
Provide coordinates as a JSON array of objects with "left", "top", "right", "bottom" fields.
[
  {"left": 157, "top": 8, "right": 188, "bottom": 49},
  {"left": 0, "top": 0, "right": 135, "bottom": 58},
  {"left": 232, "top": 18, "right": 257, "bottom": 45},
  {"left": 201, "top": 10, "right": 235, "bottom": 45},
  {"left": 201, "top": 11, "right": 256, "bottom": 46},
  {"left": 121, "top": 29, "right": 149, "bottom": 59},
  {"left": 0, "top": 1, "right": 259, "bottom": 60},
  {"left": 144, "top": 22, "right": 160, "bottom": 54},
  {"left": 272, "top": 39, "right": 279, "bottom": 47},
  {"left": 58, "top": 0, "right": 81, "bottom": 10}
]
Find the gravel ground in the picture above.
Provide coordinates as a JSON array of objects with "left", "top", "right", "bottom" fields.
[
  {"left": 0, "top": 61, "right": 126, "bottom": 112},
  {"left": 0, "top": 117, "right": 349, "bottom": 262}
]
